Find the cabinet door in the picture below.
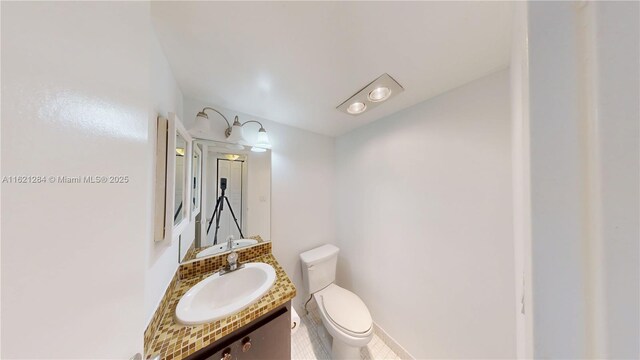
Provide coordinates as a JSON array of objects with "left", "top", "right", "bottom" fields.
[{"left": 199, "top": 305, "right": 291, "bottom": 360}]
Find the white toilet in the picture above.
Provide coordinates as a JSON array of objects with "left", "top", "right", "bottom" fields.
[{"left": 300, "top": 244, "right": 373, "bottom": 359}]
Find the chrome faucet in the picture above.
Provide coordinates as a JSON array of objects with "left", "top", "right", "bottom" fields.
[
  {"left": 220, "top": 235, "right": 243, "bottom": 275},
  {"left": 226, "top": 251, "right": 239, "bottom": 271},
  {"left": 226, "top": 234, "right": 235, "bottom": 251}
]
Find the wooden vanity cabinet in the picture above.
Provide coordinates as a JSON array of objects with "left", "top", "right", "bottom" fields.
[{"left": 185, "top": 302, "right": 291, "bottom": 360}]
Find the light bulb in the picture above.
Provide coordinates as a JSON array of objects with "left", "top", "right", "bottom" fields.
[
  {"left": 191, "top": 112, "right": 211, "bottom": 132},
  {"left": 226, "top": 117, "right": 247, "bottom": 145},
  {"left": 254, "top": 128, "right": 271, "bottom": 148},
  {"left": 347, "top": 102, "right": 366, "bottom": 114},
  {"left": 368, "top": 87, "right": 391, "bottom": 102}
]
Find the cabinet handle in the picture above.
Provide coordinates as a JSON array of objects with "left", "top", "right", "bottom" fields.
[{"left": 242, "top": 337, "right": 252, "bottom": 353}]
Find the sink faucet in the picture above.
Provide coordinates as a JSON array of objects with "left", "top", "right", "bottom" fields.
[
  {"left": 220, "top": 235, "right": 242, "bottom": 275},
  {"left": 226, "top": 234, "right": 235, "bottom": 251},
  {"left": 226, "top": 251, "right": 239, "bottom": 271}
]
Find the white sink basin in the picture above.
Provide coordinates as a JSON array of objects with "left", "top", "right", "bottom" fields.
[
  {"left": 175, "top": 262, "right": 276, "bottom": 325},
  {"left": 196, "top": 239, "right": 258, "bottom": 259}
]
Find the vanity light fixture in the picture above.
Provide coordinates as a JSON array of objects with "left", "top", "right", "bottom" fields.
[
  {"left": 191, "top": 107, "right": 272, "bottom": 151},
  {"left": 336, "top": 73, "right": 404, "bottom": 116}
]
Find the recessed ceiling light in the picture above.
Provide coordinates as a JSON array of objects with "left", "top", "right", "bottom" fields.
[
  {"left": 336, "top": 73, "right": 404, "bottom": 116},
  {"left": 347, "top": 102, "right": 367, "bottom": 114},
  {"left": 368, "top": 87, "right": 391, "bottom": 102}
]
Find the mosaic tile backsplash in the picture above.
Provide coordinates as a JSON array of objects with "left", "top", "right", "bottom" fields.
[
  {"left": 144, "top": 271, "right": 180, "bottom": 349},
  {"left": 182, "top": 235, "right": 265, "bottom": 262},
  {"left": 144, "top": 242, "right": 295, "bottom": 360},
  {"left": 179, "top": 241, "right": 271, "bottom": 279}
]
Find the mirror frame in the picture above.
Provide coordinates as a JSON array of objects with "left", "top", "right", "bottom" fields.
[
  {"left": 154, "top": 116, "right": 169, "bottom": 242},
  {"left": 191, "top": 144, "right": 202, "bottom": 220},
  {"left": 167, "top": 112, "right": 192, "bottom": 241}
]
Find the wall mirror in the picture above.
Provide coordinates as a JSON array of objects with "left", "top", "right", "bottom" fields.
[
  {"left": 180, "top": 139, "right": 271, "bottom": 262},
  {"left": 154, "top": 113, "right": 192, "bottom": 242},
  {"left": 171, "top": 114, "right": 192, "bottom": 238},
  {"left": 174, "top": 133, "right": 187, "bottom": 225},
  {"left": 191, "top": 144, "right": 202, "bottom": 219}
]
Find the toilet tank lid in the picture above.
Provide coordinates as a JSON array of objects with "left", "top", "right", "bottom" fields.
[{"left": 300, "top": 244, "right": 339, "bottom": 265}]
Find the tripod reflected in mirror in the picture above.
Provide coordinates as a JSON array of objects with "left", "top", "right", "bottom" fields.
[{"left": 206, "top": 177, "right": 244, "bottom": 244}]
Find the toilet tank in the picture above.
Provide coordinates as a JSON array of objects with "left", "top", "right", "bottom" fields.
[{"left": 300, "top": 244, "right": 339, "bottom": 294}]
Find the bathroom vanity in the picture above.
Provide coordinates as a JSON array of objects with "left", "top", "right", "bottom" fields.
[
  {"left": 186, "top": 303, "right": 291, "bottom": 360},
  {"left": 144, "top": 242, "right": 296, "bottom": 360},
  {"left": 144, "top": 114, "right": 293, "bottom": 360}
]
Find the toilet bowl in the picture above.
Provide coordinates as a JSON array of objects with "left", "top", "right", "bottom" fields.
[
  {"left": 300, "top": 244, "right": 374, "bottom": 359},
  {"left": 314, "top": 284, "right": 373, "bottom": 358}
]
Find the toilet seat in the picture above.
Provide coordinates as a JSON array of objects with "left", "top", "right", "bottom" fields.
[{"left": 314, "top": 284, "right": 373, "bottom": 338}]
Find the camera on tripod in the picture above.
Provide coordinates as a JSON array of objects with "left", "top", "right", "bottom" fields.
[{"left": 207, "top": 177, "right": 244, "bottom": 244}]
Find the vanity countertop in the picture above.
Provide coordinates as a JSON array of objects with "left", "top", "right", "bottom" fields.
[{"left": 145, "top": 253, "right": 296, "bottom": 360}]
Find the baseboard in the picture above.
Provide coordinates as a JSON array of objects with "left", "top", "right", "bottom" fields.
[{"left": 373, "top": 322, "right": 415, "bottom": 360}]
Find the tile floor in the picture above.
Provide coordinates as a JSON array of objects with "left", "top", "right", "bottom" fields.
[{"left": 292, "top": 300, "right": 403, "bottom": 360}]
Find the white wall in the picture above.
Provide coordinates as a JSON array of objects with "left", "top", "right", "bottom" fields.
[
  {"left": 1, "top": 2, "right": 150, "bottom": 358},
  {"left": 144, "top": 30, "right": 185, "bottom": 326},
  {"left": 269, "top": 118, "right": 336, "bottom": 310},
  {"left": 594, "top": 3, "right": 639, "bottom": 357},
  {"left": 525, "top": 2, "right": 639, "bottom": 358},
  {"left": 527, "top": 4, "right": 589, "bottom": 356},
  {"left": 182, "top": 98, "right": 336, "bottom": 310},
  {"left": 246, "top": 150, "right": 272, "bottom": 242},
  {"left": 335, "top": 70, "right": 516, "bottom": 359},
  {"left": 509, "top": 2, "right": 534, "bottom": 358}
]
